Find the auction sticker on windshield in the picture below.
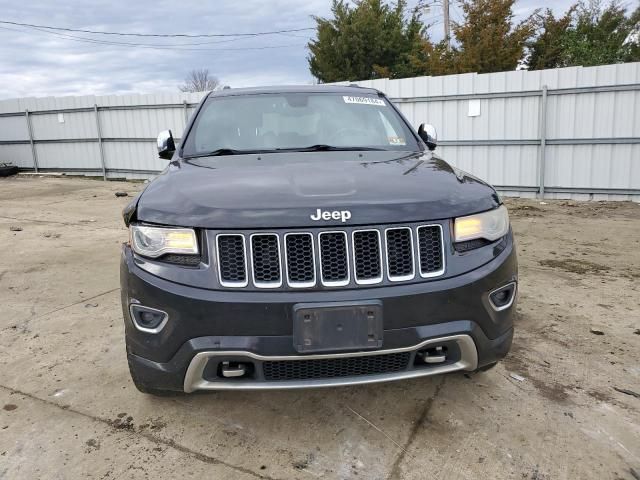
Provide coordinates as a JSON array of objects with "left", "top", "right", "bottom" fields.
[{"left": 343, "top": 96, "right": 386, "bottom": 106}]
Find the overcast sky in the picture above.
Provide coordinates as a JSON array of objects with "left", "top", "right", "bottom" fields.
[{"left": 0, "top": 0, "right": 636, "bottom": 100}]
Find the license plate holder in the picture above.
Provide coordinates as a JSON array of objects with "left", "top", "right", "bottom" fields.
[{"left": 293, "top": 301, "right": 383, "bottom": 353}]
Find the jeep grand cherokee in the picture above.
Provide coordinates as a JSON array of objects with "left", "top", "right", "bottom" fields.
[{"left": 120, "top": 85, "right": 517, "bottom": 395}]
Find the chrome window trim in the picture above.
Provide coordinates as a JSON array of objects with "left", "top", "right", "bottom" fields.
[
  {"left": 416, "top": 224, "right": 446, "bottom": 278},
  {"left": 351, "top": 229, "right": 383, "bottom": 285},
  {"left": 488, "top": 281, "right": 517, "bottom": 311},
  {"left": 283, "top": 232, "right": 316, "bottom": 288},
  {"left": 384, "top": 227, "right": 416, "bottom": 282},
  {"left": 215, "top": 233, "right": 249, "bottom": 288},
  {"left": 318, "top": 230, "right": 350, "bottom": 287},
  {"left": 183, "top": 334, "right": 478, "bottom": 392},
  {"left": 249, "top": 233, "right": 283, "bottom": 289}
]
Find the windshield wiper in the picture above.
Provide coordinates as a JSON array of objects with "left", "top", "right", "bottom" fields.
[
  {"left": 184, "top": 145, "right": 385, "bottom": 158},
  {"left": 183, "top": 148, "right": 257, "bottom": 159},
  {"left": 276, "top": 144, "right": 385, "bottom": 152}
]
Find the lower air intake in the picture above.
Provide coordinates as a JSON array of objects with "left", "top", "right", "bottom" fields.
[{"left": 262, "top": 352, "right": 411, "bottom": 381}]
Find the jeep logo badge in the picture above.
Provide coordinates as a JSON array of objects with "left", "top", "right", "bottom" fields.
[{"left": 310, "top": 208, "right": 352, "bottom": 223}]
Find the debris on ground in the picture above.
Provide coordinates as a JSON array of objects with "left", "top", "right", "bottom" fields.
[
  {"left": 634, "top": 329, "right": 640, "bottom": 335},
  {"left": 84, "top": 438, "right": 100, "bottom": 453},
  {"left": 85, "top": 303, "right": 98, "bottom": 308},
  {"left": 510, "top": 373, "right": 525, "bottom": 382},
  {"left": 590, "top": 327, "right": 605, "bottom": 335},
  {"left": 0, "top": 164, "right": 19, "bottom": 177},
  {"left": 9, "top": 226, "right": 22, "bottom": 232},
  {"left": 614, "top": 387, "right": 640, "bottom": 399},
  {"left": 540, "top": 258, "right": 610, "bottom": 275},
  {"left": 43, "top": 232, "right": 61, "bottom": 238},
  {"left": 114, "top": 191, "right": 128, "bottom": 197}
]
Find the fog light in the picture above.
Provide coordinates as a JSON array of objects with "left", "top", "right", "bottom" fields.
[
  {"left": 129, "top": 305, "right": 169, "bottom": 333},
  {"left": 489, "top": 282, "right": 517, "bottom": 311}
]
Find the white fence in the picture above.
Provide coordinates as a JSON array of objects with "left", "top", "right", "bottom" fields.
[
  {"left": 0, "top": 91, "right": 207, "bottom": 180},
  {"left": 1, "top": 63, "right": 639, "bottom": 200}
]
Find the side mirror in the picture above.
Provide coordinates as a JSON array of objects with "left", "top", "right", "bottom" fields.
[
  {"left": 418, "top": 124, "right": 437, "bottom": 151},
  {"left": 157, "top": 130, "right": 176, "bottom": 160}
]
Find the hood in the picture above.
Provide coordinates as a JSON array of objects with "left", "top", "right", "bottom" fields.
[{"left": 135, "top": 151, "right": 500, "bottom": 229}]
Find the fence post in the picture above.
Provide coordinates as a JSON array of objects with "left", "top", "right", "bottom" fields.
[
  {"left": 25, "top": 110, "right": 39, "bottom": 173},
  {"left": 183, "top": 100, "right": 189, "bottom": 126},
  {"left": 94, "top": 104, "right": 107, "bottom": 180},
  {"left": 538, "top": 85, "right": 548, "bottom": 198}
]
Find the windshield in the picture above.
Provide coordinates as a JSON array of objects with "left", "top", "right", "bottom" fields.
[{"left": 181, "top": 92, "right": 420, "bottom": 157}]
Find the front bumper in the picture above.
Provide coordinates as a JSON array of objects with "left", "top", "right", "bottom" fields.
[{"left": 121, "top": 235, "right": 517, "bottom": 392}]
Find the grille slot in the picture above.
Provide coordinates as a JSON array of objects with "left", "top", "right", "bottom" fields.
[
  {"left": 352, "top": 230, "right": 382, "bottom": 284},
  {"left": 417, "top": 225, "right": 444, "bottom": 276},
  {"left": 250, "top": 234, "right": 282, "bottom": 287},
  {"left": 385, "top": 227, "right": 415, "bottom": 281},
  {"left": 262, "top": 352, "right": 411, "bottom": 381},
  {"left": 216, "top": 235, "right": 247, "bottom": 287},
  {"left": 284, "top": 233, "right": 316, "bottom": 287},
  {"left": 318, "top": 231, "right": 349, "bottom": 286}
]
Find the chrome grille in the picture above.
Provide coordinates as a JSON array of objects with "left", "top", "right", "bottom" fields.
[
  {"left": 284, "top": 233, "right": 315, "bottom": 287},
  {"left": 417, "top": 225, "right": 444, "bottom": 277},
  {"left": 352, "top": 230, "right": 382, "bottom": 284},
  {"left": 213, "top": 223, "right": 445, "bottom": 289},
  {"left": 385, "top": 227, "right": 415, "bottom": 281},
  {"left": 319, "top": 231, "right": 349, "bottom": 286},
  {"left": 250, "top": 234, "right": 282, "bottom": 287},
  {"left": 216, "top": 234, "right": 248, "bottom": 287}
]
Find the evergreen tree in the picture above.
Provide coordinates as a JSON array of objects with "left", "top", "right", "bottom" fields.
[
  {"left": 526, "top": 8, "right": 575, "bottom": 70},
  {"left": 563, "top": 1, "right": 640, "bottom": 66},
  {"left": 308, "top": 0, "right": 424, "bottom": 83},
  {"left": 451, "top": 0, "right": 537, "bottom": 73}
]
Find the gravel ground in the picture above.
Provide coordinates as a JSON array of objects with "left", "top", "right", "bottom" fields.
[{"left": 0, "top": 175, "right": 638, "bottom": 480}]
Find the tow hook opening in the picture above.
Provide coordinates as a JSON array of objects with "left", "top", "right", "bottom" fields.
[
  {"left": 489, "top": 282, "right": 517, "bottom": 311},
  {"left": 218, "top": 361, "right": 253, "bottom": 379},
  {"left": 416, "top": 345, "right": 448, "bottom": 365}
]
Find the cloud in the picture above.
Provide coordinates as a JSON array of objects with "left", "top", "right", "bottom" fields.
[
  {"left": 1, "top": 0, "right": 635, "bottom": 99},
  {"left": 0, "top": 0, "right": 330, "bottom": 99}
]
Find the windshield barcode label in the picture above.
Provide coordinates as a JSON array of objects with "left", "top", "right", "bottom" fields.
[{"left": 343, "top": 96, "right": 385, "bottom": 106}]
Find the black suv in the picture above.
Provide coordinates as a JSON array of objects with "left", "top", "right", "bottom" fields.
[{"left": 120, "top": 85, "right": 517, "bottom": 394}]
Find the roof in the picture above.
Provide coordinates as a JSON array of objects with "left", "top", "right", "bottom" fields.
[{"left": 208, "top": 84, "right": 380, "bottom": 97}]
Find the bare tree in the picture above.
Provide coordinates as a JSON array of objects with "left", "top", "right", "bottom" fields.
[{"left": 178, "top": 69, "right": 220, "bottom": 92}]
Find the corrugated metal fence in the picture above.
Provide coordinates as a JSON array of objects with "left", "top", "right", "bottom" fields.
[
  {"left": 1, "top": 63, "right": 639, "bottom": 200},
  {"left": 0, "top": 91, "right": 206, "bottom": 180}
]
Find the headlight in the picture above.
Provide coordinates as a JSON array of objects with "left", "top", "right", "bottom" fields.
[
  {"left": 130, "top": 225, "right": 198, "bottom": 258},
  {"left": 454, "top": 205, "right": 509, "bottom": 242}
]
